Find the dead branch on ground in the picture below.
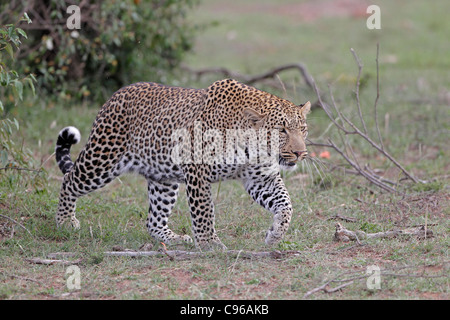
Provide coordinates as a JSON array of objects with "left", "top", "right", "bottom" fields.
[
  {"left": 105, "top": 249, "right": 296, "bottom": 260},
  {"left": 333, "top": 222, "right": 434, "bottom": 243},
  {"left": 46, "top": 249, "right": 301, "bottom": 261},
  {"left": 303, "top": 279, "right": 354, "bottom": 298},
  {"left": 25, "top": 257, "right": 83, "bottom": 265}
]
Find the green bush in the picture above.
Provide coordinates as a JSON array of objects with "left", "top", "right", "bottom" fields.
[
  {"left": 2, "top": 0, "right": 198, "bottom": 103},
  {"left": 0, "top": 13, "right": 36, "bottom": 170}
]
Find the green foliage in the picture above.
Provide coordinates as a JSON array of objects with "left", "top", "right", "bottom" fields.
[
  {"left": 0, "top": 13, "right": 36, "bottom": 170},
  {"left": 3, "top": 0, "right": 198, "bottom": 103},
  {"left": 359, "top": 222, "right": 382, "bottom": 234},
  {"left": 410, "top": 181, "right": 444, "bottom": 192}
]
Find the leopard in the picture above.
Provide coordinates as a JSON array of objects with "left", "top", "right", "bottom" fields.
[{"left": 55, "top": 79, "right": 311, "bottom": 250}]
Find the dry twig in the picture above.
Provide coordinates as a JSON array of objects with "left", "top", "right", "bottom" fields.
[
  {"left": 160, "top": 242, "right": 175, "bottom": 261},
  {"left": 303, "top": 280, "right": 354, "bottom": 298},
  {"left": 48, "top": 249, "right": 299, "bottom": 261},
  {"left": 25, "top": 258, "right": 83, "bottom": 265},
  {"left": 333, "top": 222, "right": 434, "bottom": 243},
  {"left": 0, "top": 214, "right": 33, "bottom": 237}
]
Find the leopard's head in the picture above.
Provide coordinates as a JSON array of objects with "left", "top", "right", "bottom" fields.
[{"left": 244, "top": 98, "right": 311, "bottom": 170}]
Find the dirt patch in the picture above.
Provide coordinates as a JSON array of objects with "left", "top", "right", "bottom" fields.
[
  {"left": 331, "top": 243, "right": 395, "bottom": 264},
  {"left": 414, "top": 291, "right": 449, "bottom": 300}
]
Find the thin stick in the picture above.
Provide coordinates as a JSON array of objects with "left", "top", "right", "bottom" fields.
[
  {"left": 160, "top": 242, "right": 175, "bottom": 261},
  {"left": 341, "top": 114, "right": 419, "bottom": 183},
  {"left": 0, "top": 214, "right": 33, "bottom": 237},
  {"left": 303, "top": 281, "right": 331, "bottom": 298},
  {"left": 0, "top": 167, "right": 43, "bottom": 173},
  {"left": 25, "top": 258, "right": 83, "bottom": 265},
  {"left": 313, "top": 81, "right": 353, "bottom": 133},
  {"left": 327, "top": 139, "right": 397, "bottom": 193},
  {"left": 373, "top": 43, "right": 385, "bottom": 151},
  {"left": 350, "top": 48, "right": 368, "bottom": 134},
  {"left": 325, "top": 280, "right": 354, "bottom": 293},
  {"left": 303, "top": 279, "right": 355, "bottom": 298},
  {"left": 52, "top": 250, "right": 300, "bottom": 260}
]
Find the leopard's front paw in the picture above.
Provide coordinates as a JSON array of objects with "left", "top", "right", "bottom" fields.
[
  {"left": 265, "top": 212, "right": 290, "bottom": 246},
  {"left": 265, "top": 228, "right": 283, "bottom": 246},
  {"left": 71, "top": 217, "right": 80, "bottom": 229},
  {"left": 56, "top": 216, "right": 80, "bottom": 230}
]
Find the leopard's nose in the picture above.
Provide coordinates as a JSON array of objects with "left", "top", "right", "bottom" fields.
[{"left": 293, "top": 150, "right": 307, "bottom": 159}]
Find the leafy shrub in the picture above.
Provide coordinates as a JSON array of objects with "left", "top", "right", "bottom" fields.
[
  {"left": 0, "top": 13, "right": 36, "bottom": 169},
  {"left": 1, "top": 0, "right": 198, "bottom": 103}
]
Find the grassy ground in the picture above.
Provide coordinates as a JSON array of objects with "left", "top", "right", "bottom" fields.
[{"left": 0, "top": 0, "right": 449, "bottom": 300}]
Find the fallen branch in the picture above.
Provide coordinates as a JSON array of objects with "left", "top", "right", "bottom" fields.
[
  {"left": 104, "top": 250, "right": 202, "bottom": 259},
  {"left": 47, "top": 249, "right": 300, "bottom": 261},
  {"left": 25, "top": 258, "right": 83, "bottom": 265},
  {"left": 303, "top": 280, "right": 354, "bottom": 298},
  {"left": 333, "top": 222, "right": 434, "bottom": 243},
  {"left": 105, "top": 249, "right": 295, "bottom": 260}
]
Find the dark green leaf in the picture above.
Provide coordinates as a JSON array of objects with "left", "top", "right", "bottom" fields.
[{"left": 4, "top": 42, "right": 14, "bottom": 59}]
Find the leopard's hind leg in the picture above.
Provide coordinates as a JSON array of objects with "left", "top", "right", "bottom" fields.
[
  {"left": 146, "top": 180, "right": 193, "bottom": 245},
  {"left": 55, "top": 126, "right": 124, "bottom": 228}
]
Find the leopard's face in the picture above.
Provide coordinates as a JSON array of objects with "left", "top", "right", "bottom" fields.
[
  {"left": 275, "top": 101, "right": 310, "bottom": 170},
  {"left": 244, "top": 100, "right": 311, "bottom": 170}
]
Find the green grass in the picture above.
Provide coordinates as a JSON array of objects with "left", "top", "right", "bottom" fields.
[{"left": 0, "top": 0, "right": 449, "bottom": 300}]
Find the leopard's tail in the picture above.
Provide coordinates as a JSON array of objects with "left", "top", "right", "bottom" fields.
[{"left": 55, "top": 126, "right": 81, "bottom": 174}]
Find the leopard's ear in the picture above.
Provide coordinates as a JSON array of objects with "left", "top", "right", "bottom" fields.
[
  {"left": 243, "top": 108, "right": 266, "bottom": 129},
  {"left": 299, "top": 101, "right": 311, "bottom": 117}
]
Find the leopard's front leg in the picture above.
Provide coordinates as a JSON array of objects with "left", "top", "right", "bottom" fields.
[
  {"left": 244, "top": 172, "right": 293, "bottom": 246},
  {"left": 183, "top": 164, "right": 227, "bottom": 251}
]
